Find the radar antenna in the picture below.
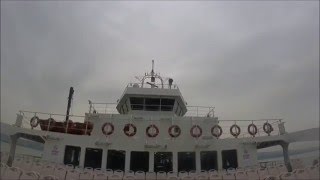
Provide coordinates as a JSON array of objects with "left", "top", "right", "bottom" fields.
[{"left": 140, "top": 60, "right": 164, "bottom": 88}]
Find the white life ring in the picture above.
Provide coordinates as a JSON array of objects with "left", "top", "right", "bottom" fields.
[
  {"left": 190, "top": 125, "right": 202, "bottom": 138},
  {"left": 248, "top": 123, "right": 258, "bottom": 137},
  {"left": 211, "top": 125, "right": 223, "bottom": 138},
  {"left": 263, "top": 122, "right": 273, "bottom": 136},
  {"left": 146, "top": 124, "right": 159, "bottom": 138},
  {"left": 123, "top": 123, "right": 137, "bottom": 137},
  {"left": 168, "top": 125, "right": 181, "bottom": 138},
  {"left": 230, "top": 124, "right": 241, "bottom": 138},
  {"left": 102, "top": 122, "right": 114, "bottom": 136},
  {"left": 30, "top": 116, "right": 39, "bottom": 128}
]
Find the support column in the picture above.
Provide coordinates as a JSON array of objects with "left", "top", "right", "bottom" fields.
[
  {"left": 217, "top": 150, "right": 223, "bottom": 171},
  {"left": 149, "top": 151, "right": 154, "bottom": 172},
  {"left": 7, "top": 134, "right": 18, "bottom": 167},
  {"left": 196, "top": 151, "right": 201, "bottom": 172},
  {"left": 125, "top": 151, "right": 130, "bottom": 172},
  {"left": 79, "top": 147, "right": 86, "bottom": 168},
  {"left": 281, "top": 142, "right": 292, "bottom": 172},
  {"left": 173, "top": 152, "right": 178, "bottom": 172},
  {"left": 102, "top": 148, "right": 108, "bottom": 169}
]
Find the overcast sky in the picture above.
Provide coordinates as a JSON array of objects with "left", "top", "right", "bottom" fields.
[{"left": 1, "top": 1, "right": 319, "bottom": 133}]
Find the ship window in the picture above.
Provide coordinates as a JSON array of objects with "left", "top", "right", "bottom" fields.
[
  {"left": 123, "top": 104, "right": 128, "bottom": 112},
  {"left": 64, "top": 145, "right": 81, "bottom": 167},
  {"left": 222, "top": 149, "right": 238, "bottom": 170},
  {"left": 201, "top": 151, "right": 218, "bottom": 171},
  {"left": 179, "top": 109, "right": 183, "bottom": 116},
  {"left": 161, "top": 99, "right": 175, "bottom": 111},
  {"left": 178, "top": 108, "right": 182, "bottom": 116},
  {"left": 130, "top": 97, "right": 144, "bottom": 110},
  {"left": 145, "top": 98, "right": 160, "bottom": 111},
  {"left": 124, "top": 99, "right": 129, "bottom": 112},
  {"left": 107, "top": 150, "right": 125, "bottom": 171},
  {"left": 154, "top": 152, "right": 173, "bottom": 172},
  {"left": 130, "top": 151, "right": 149, "bottom": 172},
  {"left": 175, "top": 105, "right": 179, "bottom": 114},
  {"left": 178, "top": 152, "right": 196, "bottom": 172},
  {"left": 84, "top": 148, "right": 102, "bottom": 169}
]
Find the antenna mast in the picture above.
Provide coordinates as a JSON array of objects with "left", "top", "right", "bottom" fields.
[
  {"left": 65, "top": 87, "right": 74, "bottom": 123},
  {"left": 151, "top": 60, "right": 155, "bottom": 82},
  {"left": 151, "top": 60, "right": 154, "bottom": 74}
]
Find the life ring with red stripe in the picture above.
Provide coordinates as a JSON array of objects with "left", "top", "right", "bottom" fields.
[
  {"left": 102, "top": 122, "right": 114, "bottom": 136},
  {"left": 123, "top": 123, "right": 137, "bottom": 137},
  {"left": 211, "top": 125, "right": 223, "bottom": 138},
  {"left": 30, "top": 116, "right": 39, "bottom": 128},
  {"left": 168, "top": 125, "right": 181, "bottom": 138},
  {"left": 230, "top": 124, "right": 241, "bottom": 138},
  {"left": 146, "top": 124, "right": 159, "bottom": 138},
  {"left": 190, "top": 125, "right": 202, "bottom": 138},
  {"left": 248, "top": 123, "right": 258, "bottom": 137},
  {"left": 263, "top": 122, "right": 273, "bottom": 136}
]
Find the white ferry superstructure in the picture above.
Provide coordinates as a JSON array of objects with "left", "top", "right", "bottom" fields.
[{"left": 0, "top": 61, "right": 319, "bottom": 180}]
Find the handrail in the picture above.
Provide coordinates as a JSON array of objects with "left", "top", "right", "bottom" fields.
[
  {"left": 18, "top": 111, "right": 92, "bottom": 136},
  {"left": 17, "top": 110, "right": 284, "bottom": 139},
  {"left": 127, "top": 83, "right": 179, "bottom": 89},
  {"left": 218, "top": 119, "right": 282, "bottom": 122},
  {"left": 19, "top": 110, "right": 85, "bottom": 118}
]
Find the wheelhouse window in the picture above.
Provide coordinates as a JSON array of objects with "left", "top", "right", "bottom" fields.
[
  {"left": 161, "top": 99, "right": 175, "bottom": 111},
  {"left": 84, "top": 148, "right": 102, "bottom": 169},
  {"left": 201, "top": 151, "right": 218, "bottom": 171},
  {"left": 222, "top": 149, "right": 238, "bottom": 170},
  {"left": 178, "top": 152, "right": 196, "bottom": 172},
  {"left": 154, "top": 152, "right": 173, "bottom": 172},
  {"left": 120, "top": 106, "right": 124, "bottom": 114},
  {"left": 130, "top": 151, "right": 149, "bottom": 172},
  {"left": 145, "top": 98, "right": 160, "bottom": 111},
  {"left": 130, "top": 97, "right": 176, "bottom": 112},
  {"left": 107, "top": 150, "right": 126, "bottom": 171},
  {"left": 175, "top": 101, "right": 182, "bottom": 116},
  {"left": 130, "top": 97, "right": 144, "bottom": 110},
  {"left": 64, "top": 145, "right": 81, "bottom": 167}
]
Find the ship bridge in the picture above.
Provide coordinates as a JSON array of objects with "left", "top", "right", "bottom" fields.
[{"left": 116, "top": 61, "right": 187, "bottom": 117}]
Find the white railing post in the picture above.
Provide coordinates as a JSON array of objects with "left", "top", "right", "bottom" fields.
[
  {"left": 88, "top": 100, "right": 92, "bottom": 114},
  {"left": 85, "top": 121, "right": 88, "bottom": 135},
  {"left": 65, "top": 114, "right": 68, "bottom": 133},
  {"left": 47, "top": 114, "right": 51, "bottom": 132}
]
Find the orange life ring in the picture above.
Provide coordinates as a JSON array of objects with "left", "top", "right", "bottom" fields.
[
  {"left": 168, "top": 125, "right": 181, "bottom": 138},
  {"left": 248, "top": 124, "right": 258, "bottom": 137},
  {"left": 102, "top": 122, "right": 114, "bottom": 135},
  {"left": 211, "top": 125, "right": 223, "bottom": 138},
  {"left": 123, "top": 123, "right": 137, "bottom": 137},
  {"left": 190, "top": 125, "right": 202, "bottom": 138},
  {"left": 30, "top": 116, "right": 39, "bottom": 128},
  {"left": 230, "top": 124, "right": 241, "bottom": 138},
  {"left": 263, "top": 122, "right": 273, "bottom": 135},
  {"left": 146, "top": 124, "right": 159, "bottom": 138}
]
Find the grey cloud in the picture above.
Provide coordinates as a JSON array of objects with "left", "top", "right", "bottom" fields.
[{"left": 1, "top": 2, "right": 318, "bottom": 133}]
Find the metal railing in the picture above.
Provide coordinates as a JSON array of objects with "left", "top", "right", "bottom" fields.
[
  {"left": 88, "top": 101, "right": 118, "bottom": 114},
  {"left": 185, "top": 106, "right": 215, "bottom": 117},
  {"left": 127, "top": 83, "right": 179, "bottom": 89},
  {"left": 88, "top": 101, "right": 215, "bottom": 117},
  {"left": 216, "top": 119, "right": 283, "bottom": 139},
  {"left": 18, "top": 110, "right": 91, "bottom": 136},
  {"left": 17, "top": 110, "right": 284, "bottom": 139}
]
